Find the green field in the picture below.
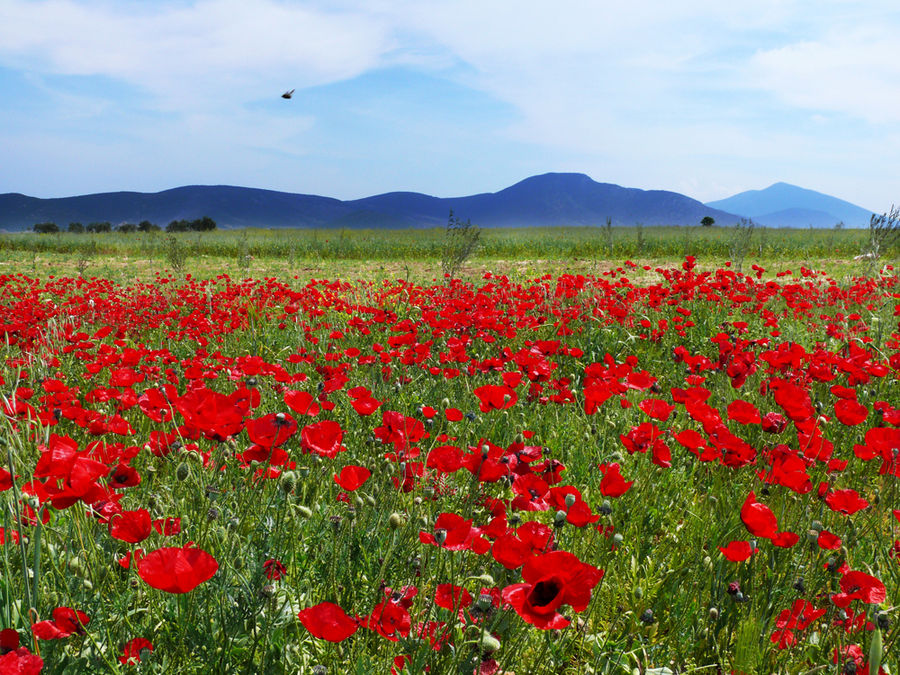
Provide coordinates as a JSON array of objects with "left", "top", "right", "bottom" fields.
[{"left": 0, "top": 224, "right": 892, "bottom": 282}]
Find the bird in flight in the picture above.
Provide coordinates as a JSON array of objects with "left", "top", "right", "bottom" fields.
[{"left": 282, "top": 89, "right": 295, "bottom": 99}]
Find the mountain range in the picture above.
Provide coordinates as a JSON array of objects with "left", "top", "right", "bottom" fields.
[
  {"left": 705, "top": 182, "right": 873, "bottom": 228},
  {"left": 0, "top": 173, "right": 875, "bottom": 231}
]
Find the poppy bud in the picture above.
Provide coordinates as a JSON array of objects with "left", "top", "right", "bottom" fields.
[
  {"left": 176, "top": 463, "right": 190, "bottom": 482},
  {"left": 633, "top": 586, "right": 643, "bottom": 600},
  {"left": 477, "top": 573, "right": 495, "bottom": 585},
  {"left": 365, "top": 495, "right": 377, "bottom": 507},
  {"left": 434, "top": 528, "right": 447, "bottom": 546},
  {"left": 793, "top": 577, "right": 805, "bottom": 593},
  {"left": 388, "top": 513, "right": 404, "bottom": 529},
  {"left": 876, "top": 612, "right": 890, "bottom": 630},
  {"left": 613, "top": 533, "right": 624, "bottom": 545},
  {"left": 259, "top": 584, "right": 275, "bottom": 599},
  {"left": 554, "top": 510, "right": 567, "bottom": 527},
  {"left": 207, "top": 507, "right": 219, "bottom": 522},
  {"left": 639, "top": 609, "right": 654, "bottom": 624},
  {"left": 296, "top": 505, "right": 313, "bottom": 519},
  {"left": 312, "top": 666, "right": 327, "bottom": 675},
  {"left": 279, "top": 472, "right": 296, "bottom": 494},
  {"left": 810, "top": 520, "right": 824, "bottom": 533},
  {"left": 708, "top": 607, "right": 719, "bottom": 620},
  {"left": 440, "top": 398, "right": 450, "bottom": 408},
  {"left": 599, "top": 500, "right": 612, "bottom": 515},
  {"left": 479, "top": 631, "right": 501, "bottom": 653}
]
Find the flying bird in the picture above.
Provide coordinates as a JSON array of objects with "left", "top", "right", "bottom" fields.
[{"left": 281, "top": 89, "right": 295, "bottom": 99}]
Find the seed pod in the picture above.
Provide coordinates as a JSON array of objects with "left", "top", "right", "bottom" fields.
[
  {"left": 388, "top": 513, "right": 404, "bottom": 530},
  {"left": 279, "top": 471, "right": 296, "bottom": 494}
]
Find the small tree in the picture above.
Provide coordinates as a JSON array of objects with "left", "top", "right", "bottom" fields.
[
  {"left": 864, "top": 206, "right": 900, "bottom": 261},
  {"left": 138, "top": 220, "right": 160, "bottom": 233},
  {"left": 86, "top": 221, "right": 112, "bottom": 233},
  {"left": 68, "top": 222, "right": 85, "bottom": 234},
  {"left": 166, "top": 219, "right": 190, "bottom": 233},
  {"left": 192, "top": 216, "right": 216, "bottom": 231},
  {"left": 701, "top": 216, "right": 715, "bottom": 228},
  {"left": 118, "top": 223, "right": 138, "bottom": 234},
  {"left": 441, "top": 210, "right": 480, "bottom": 280},
  {"left": 33, "top": 222, "right": 59, "bottom": 234}
]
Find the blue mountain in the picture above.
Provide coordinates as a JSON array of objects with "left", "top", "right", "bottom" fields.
[
  {"left": 0, "top": 173, "right": 738, "bottom": 230},
  {"left": 705, "top": 182, "right": 874, "bottom": 228}
]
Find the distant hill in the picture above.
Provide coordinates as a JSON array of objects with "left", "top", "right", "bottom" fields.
[
  {"left": 705, "top": 182, "right": 873, "bottom": 228},
  {"left": 0, "top": 173, "right": 738, "bottom": 231}
]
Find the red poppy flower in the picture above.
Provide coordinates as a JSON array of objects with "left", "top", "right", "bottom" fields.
[
  {"left": 832, "top": 570, "right": 887, "bottom": 606},
  {"left": 434, "top": 584, "right": 473, "bottom": 610},
  {"left": 119, "top": 637, "right": 153, "bottom": 665},
  {"left": 300, "top": 420, "right": 346, "bottom": 458},
  {"left": 419, "top": 512, "right": 490, "bottom": 554},
  {"left": 817, "top": 530, "right": 842, "bottom": 550},
  {"left": 364, "top": 599, "right": 411, "bottom": 641},
  {"left": 247, "top": 412, "right": 298, "bottom": 448},
  {"left": 152, "top": 517, "right": 181, "bottom": 536},
  {"left": 771, "top": 531, "right": 799, "bottom": 548},
  {"left": 108, "top": 463, "right": 140, "bottom": 489},
  {"left": 0, "top": 647, "right": 43, "bottom": 673},
  {"left": 426, "top": 445, "right": 463, "bottom": 474},
  {"left": 0, "top": 628, "right": 19, "bottom": 652},
  {"left": 109, "top": 509, "right": 152, "bottom": 544},
  {"left": 473, "top": 384, "right": 518, "bottom": 412},
  {"left": 445, "top": 408, "right": 463, "bottom": 422},
  {"left": 137, "top": 545, "right": 218, "bottom": 593},
  {"left": 834, "top": 399, "right": 868, "bottom": 426},
  {"left": 638, "top": 398, "right": 675, "bottom": 421},
  {"left": 32, "top": 607, "right": 90, "bottom": 640},
  {"left": 263, "top": 558, "right": 287, "bottom": 580},
  {"left": 740, "top": 491, "right": 778, "bottom": 538},
  {"left": 298, "top": 602, "right": 359, "bottom": 642},
  {"left": 761, "top": 412, "right": 788, "bottom": 434},
  {"left": 283, "top": 390, "right": 320, "bottom": 416},
  {"left": 598, "top": 462, "right": 633, "bottom": 498},
  {"left": 718, "top": 540, "right": 758, "bottom": 562},
  {"left": 491, "top": 532, "right": 531, "bottom": 570},
  {"left": 727, "top": 400, "right": 761, "bottom": 425},
  {"left": 824, "top": 489, "right": 869, "bottom": 515},
  {"left": 350, "top": 396, "right": 382, "bottom": 416},
  {"left": 501, "top": 551, "right": 604, "bottom": 629},
  {"left": 333, "top": 465, "right": 371, "bottom": 491}
]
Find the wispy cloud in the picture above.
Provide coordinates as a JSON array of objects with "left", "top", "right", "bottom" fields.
[{"left": 1, "top": 0, "right": 898, "bottom": 207}]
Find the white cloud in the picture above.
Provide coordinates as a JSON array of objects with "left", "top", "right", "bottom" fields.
[
  {"left": 747, "top": 28, "right": 900, "bottom": 124},
  {"left": 0, "top": 0, "right": 395, "bottom": 106}
]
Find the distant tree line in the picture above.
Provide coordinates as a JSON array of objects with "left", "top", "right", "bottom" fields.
[{"left": 33, "top": 217, "right": 216, "bottom": 234}]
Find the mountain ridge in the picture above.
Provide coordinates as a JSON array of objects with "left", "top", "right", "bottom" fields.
[
  {"left": 0, "top": 173, "right": 737, "bottom": 231},
  {"left": 705, "top": 182, "right": 873, "bottom": 228}
]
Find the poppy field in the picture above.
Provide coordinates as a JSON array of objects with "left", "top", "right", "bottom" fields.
[{"left": 1, "top": 257, "right": 899, "bottom": 674}]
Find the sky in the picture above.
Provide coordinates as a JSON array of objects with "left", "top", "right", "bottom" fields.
[{"left": 1, "top": 0, "right": 899, "bottom": 210}]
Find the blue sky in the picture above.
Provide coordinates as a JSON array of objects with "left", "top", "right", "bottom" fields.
[{"left": 1, "top": 0, "right": 899, "bottom": 210}]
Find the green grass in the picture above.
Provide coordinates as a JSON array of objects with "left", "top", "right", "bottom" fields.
[{"left": 0, "top": 224, "right": 883, "bottom": 262}]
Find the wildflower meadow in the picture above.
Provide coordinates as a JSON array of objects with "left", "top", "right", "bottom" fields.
[{"left": 0, "top": 256, "right": 898, "bottom": 673}]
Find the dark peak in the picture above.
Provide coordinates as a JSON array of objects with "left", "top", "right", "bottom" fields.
[{"left": 506, "top": 172, "right": 596, "bottom": 189}]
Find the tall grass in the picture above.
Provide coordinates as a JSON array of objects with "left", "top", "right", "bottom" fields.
[{"left": 0, "top": 225, "right": 881, "bottom": 263}]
